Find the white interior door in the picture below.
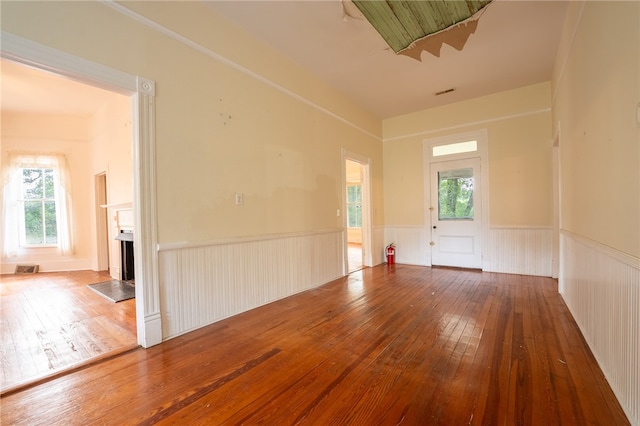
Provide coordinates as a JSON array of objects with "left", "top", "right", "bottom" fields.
[{"left": 430, "top": 158, "right": 482, "bottom": 268}]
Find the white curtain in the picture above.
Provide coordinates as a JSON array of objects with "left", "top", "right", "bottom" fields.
[{"left": 1, "top": 153, "right": 74, "bottom": 257}]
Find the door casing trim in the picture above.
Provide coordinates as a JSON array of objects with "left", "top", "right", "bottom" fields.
[
  {"left": 342, "top": 149, "right": 373, "bottom": 274},
  {"left": 2, "top": 31, "right": 162, "bottom": 347},
  {"left": 423, "top": 129, "right": 489, "bottom": 269}
]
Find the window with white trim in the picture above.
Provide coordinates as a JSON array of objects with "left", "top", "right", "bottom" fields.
[
  {"left": 346, "top": 184, "right": 362, "bottom": 228},
  {"left": 19, "top": 167, "right": 58, "bottom": 245},
  {"left": 2, "top": 153, "right": 73, "bottom": 257}
]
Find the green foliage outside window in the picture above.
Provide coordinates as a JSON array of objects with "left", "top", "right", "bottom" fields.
[
  {"left": 22, "top": 168, "right": 57, "bottom": 245},
  {"left": 438, "top": 169, "right": 474, "bottom": 220},
  {"left": 347, "top": 185, "right": 362, "bottom": 228}
]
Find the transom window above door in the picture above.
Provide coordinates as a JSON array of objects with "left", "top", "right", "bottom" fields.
[{"left": 432, "top": 140, "right": 477, "bottom": 158}]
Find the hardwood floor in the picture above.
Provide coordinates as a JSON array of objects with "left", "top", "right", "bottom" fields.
[
  {"left": 348, "top": 242, "right": 363, "bottom": 272},
  {"left": 0, "top": 265, "right": 629, "bottom": 425},
  {"left": 0, "top": 270, "right": 137, "bottom": 394}
]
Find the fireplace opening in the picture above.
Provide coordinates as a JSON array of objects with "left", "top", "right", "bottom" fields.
[{"left": 115, "top": 230, "right": 134, "bottom": 283}]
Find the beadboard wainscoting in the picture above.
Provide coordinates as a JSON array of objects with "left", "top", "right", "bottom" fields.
[
  {"left": 157, "top": 230, "right": 344, "bottom": 339},
  {"left": 384, "top": 225, "right": 553, "bottom": 275},
  {"left": 560, "top": 231, "right": 640, "bottom": 426},
  {"left": 384, "top": 226, "right": 430, "bottom": 266},
  {"left": 485, "top": 227, "right": 553, "bottom": 276}
]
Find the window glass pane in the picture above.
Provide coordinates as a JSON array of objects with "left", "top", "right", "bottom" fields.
[
  {"left": 44, "top": 200, "right": 58, "bottom": 244},
  {"left": 438, "top": 168, "right": 474, "bottom": 220},
  {"left": 44, "top": 169, "right": 56, "bottom": 199},
  {"left": 22, "top": 168, "right": 43, "bottom": 199},
  {"left": 347, "top": 184, "right": 362, "bottom": 228},
  {"left": 347, "top": 185, "right": 361, "bottom": 203},
  {"left": 347, "top": 203, "right": 361, "bottom": 227},
  {"left": 24, "top": 200, "right": 44, "bottom": 244},
  {"left": 19, "top": 165, "right": 60, "bottom": 246},
  {"left": 433, "top": 140, "right": 477, "bottom": 157}
]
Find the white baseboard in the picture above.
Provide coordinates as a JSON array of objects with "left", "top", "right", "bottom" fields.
[{"left": 1, "top": 258, "right": 91, "bottom": 274}]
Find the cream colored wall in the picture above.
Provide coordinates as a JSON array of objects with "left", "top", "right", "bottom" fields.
[
  {"left": 551, "top": 4, "right": 639, "bottom": 423},
  {"left": 383, "top": 82, "right": 553, "bottom": 228},
  {"left": 0, "top": 1, "right": 383, "bottom": 245},
  {"left": 0, "top": 113, "right": 93, "bottom": 271},
  {"left": 88, "top": 94, "right": 133, "bottom": 274},
  {"left": 89, "top": 96, "right": 133, "bottom": 207},
  {"left": 552, "top": 1, "right": 639, "bottom": 258}
]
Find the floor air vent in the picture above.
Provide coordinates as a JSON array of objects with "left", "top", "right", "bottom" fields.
[{"left": 15, "top": 265, "right": 39, "bottom": 274}]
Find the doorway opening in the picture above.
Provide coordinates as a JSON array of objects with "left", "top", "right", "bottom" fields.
[
  {"left": 3, "top": 32, "right": 160, "bottom": 351},
  {"left": 95, "top": 173, "right": 109, "bottom": 271},
  {"left": 346, "top": 159, "right": 363, "bottom": 272},
  {"left": 0, "top": 57, "right": 139, "bottom": 393},
  {"left": 343, "top": 151, "right": 373, "bottom": 274}
]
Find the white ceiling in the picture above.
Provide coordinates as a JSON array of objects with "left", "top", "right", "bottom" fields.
[
  {"left": 206, "top": 0, "right": 569, "bottom": 118},
  {"left": 1, "top": 0, "right": 568, "bottom": 120},
  {"left": 0, "top": 59, "right": 124, "bottom": 117}
]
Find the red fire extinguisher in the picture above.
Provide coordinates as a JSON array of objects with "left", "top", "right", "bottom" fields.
[{"left": 386, "top": 244, "right": 396, "bottom": 265}]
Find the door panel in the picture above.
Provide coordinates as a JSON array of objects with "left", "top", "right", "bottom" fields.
[{"left": 430, "top": 158, "right": 482, "bottom": 268}]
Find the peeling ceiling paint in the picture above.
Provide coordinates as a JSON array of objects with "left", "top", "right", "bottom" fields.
[{"left": 352, "top": 0, "right": 492, "bottom": 59}]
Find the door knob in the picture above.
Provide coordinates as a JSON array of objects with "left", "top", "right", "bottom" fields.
[{"left": 432, "top": 226, "right": 437, "bottom": 229}]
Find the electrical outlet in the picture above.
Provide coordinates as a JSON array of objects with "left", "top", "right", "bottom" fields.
[{"left": 235, "top": 192, "right": 244, "bottom": 206}]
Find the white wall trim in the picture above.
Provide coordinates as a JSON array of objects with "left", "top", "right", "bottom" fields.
[
  {"left": 560, "top": 231, "right": 639, "bottom": 425},
  {"left": 1, "top": 31, "right": 162, "bottom": 348},
  {"left": 101, "top": 0, "right": 381, "bottom": 142},
  {"left": 561, "top": 229, "right": 640, "bottom": 269},
  {"left": 1, "top": 259, "right": 91, "bottom": 275},
  {"left": 1, "top": 31, "right": 135, "bottom": 94},
  {"left": 132, "top": 87, "right": 161, "bottom": 348},
  {"left": 157, "top": 228, "right": 343, "bottom": 252},
  {"left": 489, "top": 225, "right": 552, "bottom": 230},
  {"left": 384, "top": 107, "right": 550, "bottom": 142}
]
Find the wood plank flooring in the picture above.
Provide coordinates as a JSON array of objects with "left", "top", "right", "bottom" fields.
[
  {"left": 0, "top": 270, "right": 137, "bottom": 394},
  {"left": 348, "top": 242, "right": 363, "bottom": 272},
  {"left": 0, "top": 265, "right": 629, "bottom": 425}
]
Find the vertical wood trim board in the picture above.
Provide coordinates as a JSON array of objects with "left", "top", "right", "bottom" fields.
[
  {"left": 372, "top": 225, "right": 386, "bottom": 266},
  {"left": 560, "top": 231, "right": 639, "bottom": 425},
  {"left": 158, "top": 231, "right": 344, "bottom": 339},
  {"left": 486, "top": 227, "right": 553, "bottom": 277}
]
